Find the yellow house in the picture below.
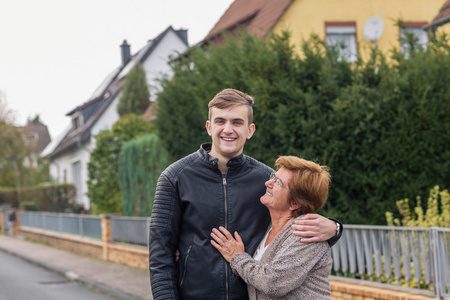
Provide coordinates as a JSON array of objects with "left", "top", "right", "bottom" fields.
[{"left": 205, "top": 0, "right": 450, "bottom": 61}]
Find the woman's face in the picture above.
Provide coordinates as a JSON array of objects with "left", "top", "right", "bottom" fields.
[{"left": 260, "top": 167, "right": 294, "bottom": 213}]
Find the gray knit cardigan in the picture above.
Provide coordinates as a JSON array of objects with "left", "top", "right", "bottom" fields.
[{"left": 230, "top": 216, "right": 332, "bottom": 299}]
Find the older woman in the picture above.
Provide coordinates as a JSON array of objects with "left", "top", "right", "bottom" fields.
[{"left": 211, "top": 156, "right": 332, "bottom": 299}]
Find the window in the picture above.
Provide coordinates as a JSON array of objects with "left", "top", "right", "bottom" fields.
[
  {"left": 71, "top": 112, "right": 84, "bottom": 130},
  {"left": 326, "top": 22, "right": 357, "bottom": 62},
  {"left": 400, "top": 22, "right": 428, "bottom": 53}
]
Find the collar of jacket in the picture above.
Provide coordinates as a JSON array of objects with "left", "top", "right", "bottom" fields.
[{"left": 199, "top": 143, "right": 246, "bottom": 169}]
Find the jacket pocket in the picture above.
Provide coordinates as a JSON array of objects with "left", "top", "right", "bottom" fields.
[{"left": 179, "top": 244, "right": 193, "bottom": 287}]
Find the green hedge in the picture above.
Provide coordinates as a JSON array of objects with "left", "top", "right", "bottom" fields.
[
  {"left": 119, "top": 134, "right": 168, "bottom": 216},
  {"left": 155, "top": 31, "right": 450, "bottom": 224},
  {"left": 0, "top": 183, "right": 76, "bottom": 212},
  {"left": 0, "top": 187, "right": 18, "bottom": 208}
]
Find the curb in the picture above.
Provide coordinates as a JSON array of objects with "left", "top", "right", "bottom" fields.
[{"left": 0, "top": 246, "right": 144, "bottom": 300}]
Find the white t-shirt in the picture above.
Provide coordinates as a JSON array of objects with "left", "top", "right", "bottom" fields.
[{"left": 253, "top": 226, "right": 272, "bottom": 261}]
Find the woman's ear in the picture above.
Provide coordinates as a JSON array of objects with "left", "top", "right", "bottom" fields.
[{"left": 289, "top": 204, "right": 301, "bottom": 211}]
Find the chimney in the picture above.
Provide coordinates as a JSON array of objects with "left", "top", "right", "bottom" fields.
[
  {"left": 120, "top": 40, "right": 131, "bottom": 65},
  {"left": 176, "top": 29, "right": 188, "bottom": 44}
]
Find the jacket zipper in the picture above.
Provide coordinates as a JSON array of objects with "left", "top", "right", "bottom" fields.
[
  {"left": 180, "top": 244, "right": 192, "bottom": 287},
  {"left": 222, "top": 174, "right": 229, "bottom": 300}
]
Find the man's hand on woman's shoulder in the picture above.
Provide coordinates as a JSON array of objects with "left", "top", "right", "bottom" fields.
[{"left": 291, "top": 214, "right": 338, "bottom": 243}]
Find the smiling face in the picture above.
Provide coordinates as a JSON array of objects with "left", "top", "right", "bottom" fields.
[
  {"left": 206, "top": 105, "right": 255, "bottom": 162},
  {"left": 260, "top": 168, "right": 298, "bottom": 214}
]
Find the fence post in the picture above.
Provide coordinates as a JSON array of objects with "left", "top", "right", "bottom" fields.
[
  {"left": 0, "top": 211, "right": 5, "bottom": 235},
  {"left": 101, "top": 215, "right": 111, "bottom": 261},
  {"left": 58, "top": 214, "right": 62, "bottom": 232},
  {"left": 12, "top": 210, "right": 19, "bottom": 236},
  {"left": 431, "top": 227, "right": 442, "bottom": 299},
  {"left": 79, "top": 215, "right": 83, "bottom": 237},
  {"left": 43, "top": 212, "right": 46, "bottom": 230}
]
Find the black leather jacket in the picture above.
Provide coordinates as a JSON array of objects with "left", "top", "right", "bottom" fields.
[{"left": 149, "top": 144, "right": 342, "bottom": 300}]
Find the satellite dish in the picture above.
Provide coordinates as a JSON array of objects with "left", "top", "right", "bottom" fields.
[{"left": 364, "top": 16, "right": 384, "bottom": 42}]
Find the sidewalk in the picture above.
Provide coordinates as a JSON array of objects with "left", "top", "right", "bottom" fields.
[{"left": 0, "top": 235, "right": 152, "bottom": 300}]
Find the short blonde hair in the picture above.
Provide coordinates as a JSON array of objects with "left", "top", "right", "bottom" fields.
[
  {"left": 275, "top": 156, "right": 331, "bottom": 217},
  {"left": 208, "top": 89, "right": 254, "bottom": 124}
]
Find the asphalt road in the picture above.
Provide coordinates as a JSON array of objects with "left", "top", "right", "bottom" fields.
[{"left": 0, "top": 251, "right": 117, "bottom": 300}]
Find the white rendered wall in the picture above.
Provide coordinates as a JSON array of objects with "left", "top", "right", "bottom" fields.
[
  {"left": 49, "top": 95, "right": 120, "bottom": 211},
  {"left": 91, "top": 95, "right": 121, "bottom": 137},
  {"left": 48, "top": 141, "right": 91, "bottom": 210},
  {"left": 143, "top": 30, "right": 188, "bottom": 99}
]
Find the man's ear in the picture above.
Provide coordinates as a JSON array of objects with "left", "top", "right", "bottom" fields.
[
  {"left": 206, "top": 120, "right": 212, "bottom": 136},
  {"left": 247, "top": 123, "right": 256, "bottom": 140}
]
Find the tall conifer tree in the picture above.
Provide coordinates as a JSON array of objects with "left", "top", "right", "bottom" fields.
[{"left": 117, "top": 63, "right": 150, "bottom": 116}]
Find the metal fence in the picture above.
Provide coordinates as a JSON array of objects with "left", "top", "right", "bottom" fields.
[
  {"left": 331, "top": 225, "right": 450, "bottom": 299},
  {"left": 110, "top": 216, "right": 150, "bottom": 247},
  {"left": 19, "top": 212, "right": 102, "bottom": 239},
  {"left": 19, "top": 211, "right": 150, "bottom": 246},
  {"left": 17, "top": 212, "right": 450, "bottom": 298}
]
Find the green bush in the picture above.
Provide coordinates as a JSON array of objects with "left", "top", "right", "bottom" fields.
[
  {"left": 87, "top": 114, "right": 155, "bottom": 215},
  {"left": 19, "top": 201, "right": 38, "bottom": 211},
  {"left": 0, "top": 188, "right": 18, "bottom": 208},
  {"left": 386, "top": 185, "right": 450, "bottom": 227}
]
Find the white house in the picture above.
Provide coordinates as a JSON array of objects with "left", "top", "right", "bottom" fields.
[{"left": 41, "top": 26, "right": 189, "bottom": 210}]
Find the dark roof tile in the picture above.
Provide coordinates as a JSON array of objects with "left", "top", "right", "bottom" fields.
[
  {"left": 427, "top": 0, "right": 450, "bottom": 28},
  {"left": 204, "top": 0, "right": 294, "bottom": 42},
  {"left": 17, "top": 119, "right": 51, "bottom": 153}
]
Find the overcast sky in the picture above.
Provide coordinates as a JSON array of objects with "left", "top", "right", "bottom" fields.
[{"left": 0, "top": 0, "right": 233, "bottom": 139}]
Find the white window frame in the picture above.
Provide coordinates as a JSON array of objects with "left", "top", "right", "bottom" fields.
[
  {"left": 400, "top": 23, "right": 428, "bottom": 53},
  {"left": 326, "top": 22, "right": 358, "bottom": 63}
]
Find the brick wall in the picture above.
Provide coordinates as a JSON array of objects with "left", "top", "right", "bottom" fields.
[
  {"left": 330, "top": 278, "right": 436, "bottom": 300},
  {"left": 18, "top": 227, "right": 104, "bottom": 259},
  {"left": 18, "top": 226, "right": 148, "bottom": 269},
  {"left": 107, "top": 243, "right": 148, "bottom": 269}
]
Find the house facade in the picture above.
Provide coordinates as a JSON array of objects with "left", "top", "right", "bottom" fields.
[
  {"left": 204, "top": 0, "right": 450, "bottom": 61},
  {"left": 17, "top": 116, "right": 51, "bottom": 168},
  {"left": 41, "top": 26, "right": 188, "bottom": 210},
  {"left": 16, "top": 115, "right": 51, "bottom": 173}
]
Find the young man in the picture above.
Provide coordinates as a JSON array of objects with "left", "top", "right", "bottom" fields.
[{"left": 149, "top": 89, "right": 342, "bottom": 300}]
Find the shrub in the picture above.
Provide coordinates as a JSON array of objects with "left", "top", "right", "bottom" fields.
[
  {"left": 87, "top": 114, "right": 155, "bottom": 215},
  {"left": 386, "top": 185, "right": 450, "bottom": 227},
  {"left": 119, "top": 134, "right": 168, "bottom": 216},
  {"left": 0, "top": 184, "right": 76, "bottom": 212}
]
